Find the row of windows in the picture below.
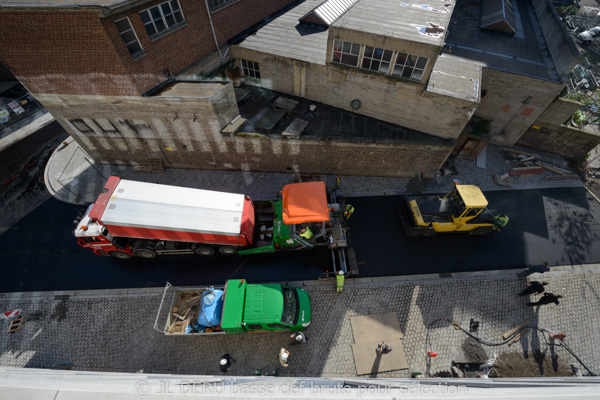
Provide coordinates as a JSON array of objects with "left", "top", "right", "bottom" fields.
[
  {"left": 115, "top": 0, "right": 186, "bottom": 58},
  {"left": 115, "top": 0, "right": 238, "bottom": 59},
  {"left": 140, "top": 0, "right": 185, "bottom": 38},
  {"left": 332, "top": 39, "right": 429, "bottom": 82}
]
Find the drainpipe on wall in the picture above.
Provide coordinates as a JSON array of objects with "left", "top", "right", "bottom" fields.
[{"left": 204, "top": 0, "right": 224, "bottom": 63}]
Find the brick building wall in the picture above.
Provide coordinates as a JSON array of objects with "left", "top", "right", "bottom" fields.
[
  {"left": 36, "top": 82, "right": 239, "bottom": 167},
  {"left": 474, "top": 68, "right": 564, "bottom": 147},
  {"left": 232, "top": 47, "right": 478, "bottom": 141},
  {"left": 517, "top": 96, "right": 600, "bottom": 159},
  {"left": 518, "top": 125, "right": 600, "bottom": 159},
  {"left": 0, "top": 11, "right": 139, "bottom": 96},
  {"left": 0, "top": 0, "right": 297, "bottom": 97}
]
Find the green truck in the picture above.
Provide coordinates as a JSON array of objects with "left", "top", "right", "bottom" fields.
[{"left": 154, "top": 279, "right": 311, "bottom": 335}]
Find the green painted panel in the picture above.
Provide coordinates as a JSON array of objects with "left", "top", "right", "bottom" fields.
[
  {"left": 243, "top": 284, "right": 284, "bottom": 326},
  {"left": 221, "top": 279, "right": 247, "bottom": 333}
]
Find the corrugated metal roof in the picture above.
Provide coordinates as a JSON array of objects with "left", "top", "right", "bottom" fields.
[
  {"left": 480, "top": 0, "right": 516, "bottom": 33},
  {"left": 100, "top": 179, "right": 245, "bottom": 236},
  {"left": 237, "top": 0, "right": 329, "bottom": 65},
  {"left": 334, "top": 0, "right": 453, "bottom": 47},
  {"left": 306, "top": 0, "right": 359, "bottom": 26}
]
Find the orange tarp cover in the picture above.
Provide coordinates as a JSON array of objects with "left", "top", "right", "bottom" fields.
[{"left": 281, "top": 182, "right": 329, "bottom": 224}]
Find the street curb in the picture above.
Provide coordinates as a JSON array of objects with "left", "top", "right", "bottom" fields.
[
  {"left": 586, "top": 185, "right": 600, "bottom": 205},
  {"left": 43, "top": 136, "right": 81, "bottom": 205},
  {"left": 1, "top": 264, "right": 598, "bottom": 301},
  {"left": 0, "top": 111, "right": 55, "bottom": 153}
]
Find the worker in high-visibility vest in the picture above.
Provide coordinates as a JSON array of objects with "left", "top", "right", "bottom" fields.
[
  {"left": 493, "top": 214, "right": 509, "bottom": 231},
  {"left": 344, "top": 204, "right": 354, "bottom": 219},
  {"left": 336, "top": 270, "right": 345, "bottom": 293},
  {"left": 299, "top": 225, "right": 313, "bottom": 239}
]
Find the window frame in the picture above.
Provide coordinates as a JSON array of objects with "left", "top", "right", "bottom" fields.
[
  {"left": 331, "top": 39, "right": 429, "bottom": 83},
  {"left": 207, "top": 0, "right": 238, "bottom": 12},
  {"left": 115, "top": 17, "right": 144, "bottom": 59},
  {"left": 139, "top": 0, "right": 186, "bottom": 40},
  {"left": 391, "top": 52, "right": 429, "bottom": 82},
  {"left": 240, "top": 59, "right": 261, "bottom": 80},
  {"left": 361, "top": 46, "right": 394, "bottom": 74},
  {"left": 332, "top": 39, "right": 361, "bottom": 68}
]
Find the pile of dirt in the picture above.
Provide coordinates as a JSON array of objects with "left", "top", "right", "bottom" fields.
[{"left": 490, "top": 351, "right": 573, "bottom": 377}]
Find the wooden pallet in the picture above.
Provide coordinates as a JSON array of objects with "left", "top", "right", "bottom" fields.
[{"left": 8, "top": 316, "right": 24, "bottom": 333}]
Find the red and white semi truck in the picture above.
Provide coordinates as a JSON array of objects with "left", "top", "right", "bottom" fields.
[{"left": 74, "top": 176, "right": 349, "bottom": 266}]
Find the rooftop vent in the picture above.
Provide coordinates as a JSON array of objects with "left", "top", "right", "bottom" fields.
[
  {"left": 299, "top": 0, "right": 359, "bottom": 27},
  {"left": 480, "top": 0, "right": 516, "bottom": 35}
]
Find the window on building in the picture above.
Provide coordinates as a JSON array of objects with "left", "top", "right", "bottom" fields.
[
  {"left": 361, "top": 46, "right": 393, "bottom": 74},
  {"left": 140, "top": 0, "right": 185, "bottom": 39},
  {"left": 332, "top": 40, "right": 361, "bottom": 67},
  {"left": 331, "top": 40, "right": 428, "bottom": 82},
  {"left": 115, "top": 18, "right": 144, "bottom": 57},
  {"left": 208, "top": 0, "right": 237, "bottom": 11},
  {"left": 240, "top": 59, "right": 261, "bottom": 79},
  {"left": 392, "top": 53, "right": 428, "bottom": 82}
]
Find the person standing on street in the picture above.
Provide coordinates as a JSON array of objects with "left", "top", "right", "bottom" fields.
[
  {"left": 517, "top": 262, "right": 550, "bottom": 278},
  {"left": 279, "top": 348, "right": 290, "bottom": 367},
  {"left": 527, "top": 293, "right": 562, "bottom": 307},
  {"left": 519, "top": 281, "right": 548, "bottom": 296},
  {"left": 344, "top": 204, "right": 354, "bottom": 219},
  {"left": 336, "top": 270, "right": 345, "bottom": 293},
  {"left": 290, "top": 331, "right": 310, "bottom": 345},
  {"left": 219, "top": 354, "right": 234, "bottom": 373},
  {"left": 493, "top": 214, "right": 509, "bottom": 231}
]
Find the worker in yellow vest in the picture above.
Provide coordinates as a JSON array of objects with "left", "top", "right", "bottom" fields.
[
  {"left": 344, "top": 204, "right": 354, "bottom": 219},
  {"left": 336, "top": 270, "right": 345, "bottom": 293},
  {"left": 493, "top": 214, "right": 509, "bottom": 231},
  {"left": 299, "top": 225, "right": 313, "bottom": 239}
]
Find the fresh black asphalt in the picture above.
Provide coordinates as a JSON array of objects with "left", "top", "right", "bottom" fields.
[
  {"left": 1, "top": 186, "right": 599, "bottom": 292},
  {"left": 347, "top": 187, "right": 600, "bottom": 276}
]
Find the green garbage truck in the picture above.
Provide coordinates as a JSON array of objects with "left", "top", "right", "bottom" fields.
[{"left": 154, "top": 279, "right": 311, "bottom": 335}]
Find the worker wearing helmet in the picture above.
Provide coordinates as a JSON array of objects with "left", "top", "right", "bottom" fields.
[
  {"left": 336, "top": 270, "right": 345, "bottom": 293},
  {"left": 219, "top": 354, "right": 234, "bottom": 372},
  {"left": 299, "top": 225, "right": 313, "bottom": 240},
  {"left": 344, "top": 204, "right": 354, "bottom": 219},
  {"left": 493, "top": 214, "right": 509, "bottom": 231},
  {"left": 279, "top": 348, "right": 290, "bottom": 367}
]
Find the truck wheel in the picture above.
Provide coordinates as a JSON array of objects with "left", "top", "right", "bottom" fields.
[
  {"left": 218, "top": 246, "right": 237, "bottom": 255},
  {"left": 134, "top": 248, "right": 158, "bottom": 258},
  {"left": 109, "top": 251, "right": 132, "bottom": 260},
  {"left": 195, "top": 245, "right": 215, "bottom": 256}
]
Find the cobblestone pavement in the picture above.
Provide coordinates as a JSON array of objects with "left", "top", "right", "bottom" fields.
[{"left": 1, "top": 267, "right": 598, "bottom": 378}]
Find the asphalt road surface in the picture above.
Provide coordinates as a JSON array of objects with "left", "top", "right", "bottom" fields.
[
  {"left": 347, "top": 187, "right": 600, "bottom": 276},
  {"left": 0, "top": 197, "right": 332, "bottom": 293},
  {"left": 1, "top": 186, "right": 599, "bottom": 292},
  {"left": 1, "top": 123, "right": 600, "bottom": 292}
]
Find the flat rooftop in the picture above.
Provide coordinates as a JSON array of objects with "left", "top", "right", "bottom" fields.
[
  {"left": 428, "top": 54, "right": 482, "bottom": 103},
  {"left": 155, "top": 81, "right": 228, "bottom": 98},
  {"left": 444, "top": 0, "right": 558, "bottom": 81},
  {"left": 335, "top": 0, "right": 453, "bottom": 47},
  {"left": 237, "top": 0, "right": 455, "bottom": 65},
  {"left": 236, "top": 0, "right": 329, "bottom": 65},
  {"left": 235, "top": 86, "right": 451, "bottom": 144}
]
